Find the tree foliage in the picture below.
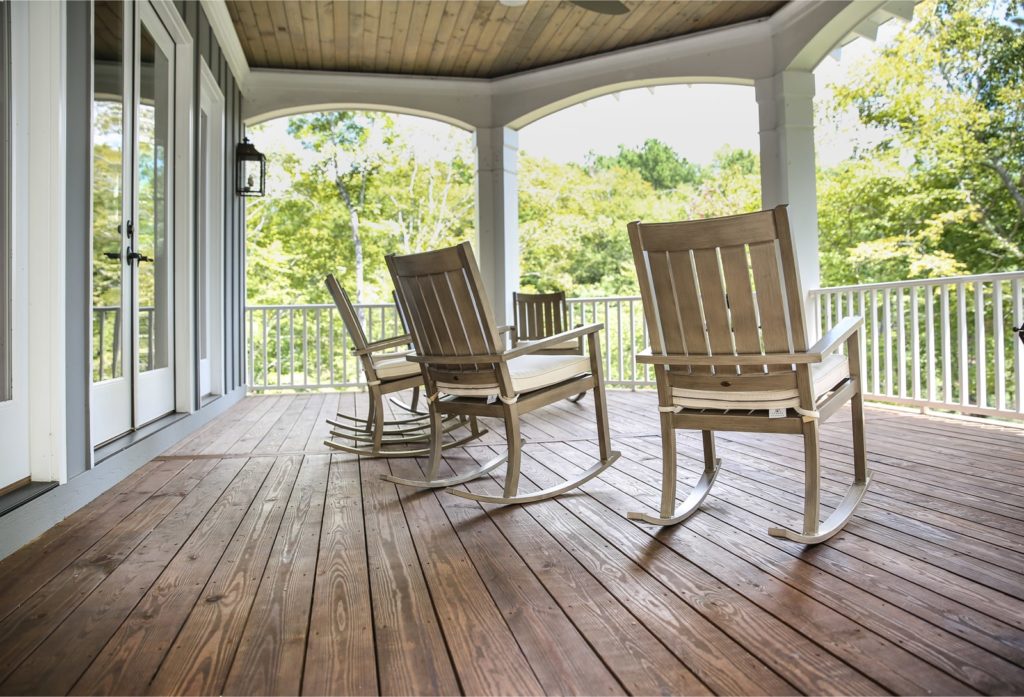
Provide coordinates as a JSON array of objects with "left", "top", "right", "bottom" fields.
[
  {"left": 588, "top": 138, "right": 702, "bottom": 190},
  {"left": 818, "top": 0, "right": 1024, "bottom": 284}
]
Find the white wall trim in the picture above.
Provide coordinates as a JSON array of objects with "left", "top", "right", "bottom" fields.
[
  {"left": 200, "top": 0, "right": 251, "bottom": 92},
  {"left": 23, "top": 0, "right": 68, "bottom": 484}
]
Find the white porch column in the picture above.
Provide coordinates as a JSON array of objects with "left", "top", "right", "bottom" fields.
[
  {"left": 475, "top": 126, "right": 519, "bottom": 325},
  {"left": 755, "top": 70, "right": 820, "bottom": 313}
]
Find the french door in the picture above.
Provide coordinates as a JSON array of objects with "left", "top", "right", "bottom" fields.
[{"left": 91, "top": 0, "right": 177, "bottom": 445}]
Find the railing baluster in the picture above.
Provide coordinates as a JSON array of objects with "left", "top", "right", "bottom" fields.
[
  {"left": 288, "top": 308, "right": 295, "bottom": 386},
  {"left": 329, "top": 309, "right": 335, "bottom": 387},
  {"left": 975, "top": 281, "right": 986, "bottom": 409},
  {"left": 941, "top": 285, "right": 952, "bottom": 405},
  {"left": 262, "top": 308, "right": 269, "bottom": 391},
  {"left": 897, "top": 287, "right": 905, "bottom": 399},
  {"left": 1014, "top": 279, "right": 1023, "bottom": 413},
  {"left": 883, "top": 288, "right": 893, "bottom": 396},
  {"left": 957, "top": 282, "right": 968, "bottom": 406},
  {"left": 871, "top": 289, "right": 880, "bottom": 396},
  {"left": 994, "top": 281, "right": 1005, "bottom": 412},
  {"left": 910, "top": 286, "right": 920, "bottom": 401},
  {"left": 926, "top": 286, "right": 936, "bottom": 405}
]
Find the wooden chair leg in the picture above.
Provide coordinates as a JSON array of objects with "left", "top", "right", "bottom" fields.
[
  {"left": 627, "top": 419, "right": 720, "bottom": 526},
  {"left": 364, "top": 396, "right": 377, "bottom": 433},
  {"left": 410, "top": 386, "right": 421, "bottom": 412},
  {"left": 567, "top": 391, "right": 586, "bottom": 403},
  {"left": 371, "top": 389, "right": 386, "bottom": 454},
  {"left": 801, "top": 419, "right": 821, "bottom": 536},
  {"left": 502, "top": 404, "right": 522, "bottom": 498},
  {"left": 592, "top": 378, "right": 614, "bottom": 463},
  {"left": 851, "top": 381, "right": 868, "bottom": 483}
]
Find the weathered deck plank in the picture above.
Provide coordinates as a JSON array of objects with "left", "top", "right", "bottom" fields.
[{"left": 0, "top": 391, "right": 1020, "bottom": 696}]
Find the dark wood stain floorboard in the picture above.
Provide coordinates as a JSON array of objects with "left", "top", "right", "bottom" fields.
[{"left": 0, "top": 391, "right": 1021, "bottom": 695}]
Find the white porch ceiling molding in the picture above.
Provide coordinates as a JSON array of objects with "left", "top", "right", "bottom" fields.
[{"left": 205, "top": 0, "right": 915, "bottom": 324}]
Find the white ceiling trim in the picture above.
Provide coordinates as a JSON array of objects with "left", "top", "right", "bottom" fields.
[{"left": 200, "top": 0, "right": 251, "bottom": 92}]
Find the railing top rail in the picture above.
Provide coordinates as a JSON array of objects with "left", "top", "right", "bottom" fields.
[
  {"left": 565, "top": 295, "right": 641, "bottom": 302},
  {"left": 810, "top": 271, "right": 1024, "bottom": 295}
]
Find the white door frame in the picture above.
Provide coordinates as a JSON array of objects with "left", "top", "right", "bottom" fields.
[{"left": 198, "top": 58, "right": 225, "bottom": 398}]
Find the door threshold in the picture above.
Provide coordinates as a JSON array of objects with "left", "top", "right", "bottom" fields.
[
  {"left": 94, "top": 411, "right": 188, "bottom": 466},
  {"left": 0, "top": 481, "right": 59, "bottom": 518}
]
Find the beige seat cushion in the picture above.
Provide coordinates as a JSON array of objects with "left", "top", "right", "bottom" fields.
[
  {"left": 671, "top": 353, "right": 850, "bottom": 411},
  {"left": 438, "top": 354, "right": 591, "bottom": 398},
  {"left": 516, "top": 337, "right": 581, "bottom": 352},
  {"left": 371, "top": 353, "right": 420, "bottom": 381}
]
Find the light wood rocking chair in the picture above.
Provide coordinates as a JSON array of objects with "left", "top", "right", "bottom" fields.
[
  {"left": 322, "top": 274, "right": 486, "bottom": 457},
  {"left": 628, "top": 205, "right": 872, "bottom": 543},
  {"left": 512, "top": 291, "right": 587, "bottom": 403},
  {"left": 384, "top": 242, "right": 620, "bottom": 502}
]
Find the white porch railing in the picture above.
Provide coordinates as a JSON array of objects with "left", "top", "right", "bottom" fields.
[
  {"left": 810, "top": 272, "right": 1024, "bottom": 419},
  {"left": 245, "top": 273, "right": 1024, "bottom": 421},
  {"left": 244, "top": 297, "right": 652, "bottom": 391}
]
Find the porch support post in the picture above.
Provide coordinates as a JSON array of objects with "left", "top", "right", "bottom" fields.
[
  {"left": 755, "top": 70, "right": 820, "bottom": 318},
  {"left": 475, "top": 126, "right": 519, "bottom": 325}
]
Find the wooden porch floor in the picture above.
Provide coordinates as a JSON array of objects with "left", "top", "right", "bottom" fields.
[{"left": 0, "top": 391, "right": 1022, "bottom": 695}]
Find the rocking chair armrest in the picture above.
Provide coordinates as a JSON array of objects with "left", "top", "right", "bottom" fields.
[
  {"left": 808, "top": 315, "right": 863, "bottom": 359},
  {"left": 502, "top": 323, "right": 604, "bottom": 360},
  {"left": 635, "top": 347, "right": 822, "bottom": 366},
  {"left": 497, "top": 324, "right": 515, "bottom": 335},
  {"left": 354, "top": 334, "right": 413, "bottom": 356}
]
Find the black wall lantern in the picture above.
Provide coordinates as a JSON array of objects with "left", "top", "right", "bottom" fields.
[{"left": 236, "top": 136, "right": 266, "bottom": 197}]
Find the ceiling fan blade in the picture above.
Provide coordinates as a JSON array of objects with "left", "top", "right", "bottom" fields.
[{"left": 569, "top": 0, "right": 631, "bottom": 15}]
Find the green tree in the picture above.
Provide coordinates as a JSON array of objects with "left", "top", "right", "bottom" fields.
[
  {"left": 588, "top": 138, "right": 702, "bottom": 190},
  {"left": 287, "top": 111, "right": 394, "bottom": 304},
  {"left": 819, "top": 0, "right": 1024, "bottom": 284}
]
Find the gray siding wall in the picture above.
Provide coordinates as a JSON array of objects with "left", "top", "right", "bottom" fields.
[{"left": 64, "top": 0, "right": 246, "bottom": 478}]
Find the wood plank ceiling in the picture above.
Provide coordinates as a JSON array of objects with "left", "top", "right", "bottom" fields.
[{"left": 225, "top": 1, "right": 787, "bottom": 78}]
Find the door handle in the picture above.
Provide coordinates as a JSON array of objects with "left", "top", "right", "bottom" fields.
[
  {"left": 103, "top": 251, "right": 121, "bottom": 261},
  {"left": 1014, "top": 325, "right": 1024, "bottom": 345},
  {"left": 126, "top": 250, "right": 154, "bottom": 264}
]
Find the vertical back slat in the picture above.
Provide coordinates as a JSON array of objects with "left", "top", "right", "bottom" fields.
[
  {"left": 748, "top": 241, "right": 788, "bottom": 370},
  {"left": 667, "top": 250, "right": 712, "bottom": 375},
  {"left": 646, "top": 251, "right": 687, "bottom": 356},
  {"left": 719, "top": 245, "right": 762, "bottom": 373},
  {"left": 692, "top": 248, "right": 735, "bottom": 374}
]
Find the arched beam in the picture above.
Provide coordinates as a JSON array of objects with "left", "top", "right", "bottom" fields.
[{"left": 242, "top": 69, "right": 490, "bottom": 129}]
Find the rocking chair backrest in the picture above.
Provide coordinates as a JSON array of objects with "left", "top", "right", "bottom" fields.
[
  {"left": 628, "top": 205, "right": 807, "bottom": 376},
  {"left": 325, "top": 274, "right": 370, "bottom": 352},
  {"left": 386, "top": 242, "right": 503, "bottom": 361},
  {"left": 513, "top": 291, "right": 569, "bottom": 341}
]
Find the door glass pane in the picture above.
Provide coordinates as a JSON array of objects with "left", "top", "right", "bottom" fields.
[
  {"left": 92, "top": 0, "right": 125, "bottom": 382},
  {"left": 137, "top": 21, "right": 171, "bottom": 373}
]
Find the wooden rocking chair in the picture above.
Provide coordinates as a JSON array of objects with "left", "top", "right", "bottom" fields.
[
  {"left": 322, "top": 274, "right": 486, "bottom": 457},
  {"left": 384, "top": 242, "right": 620, "bottom": 502},
  {"left": 628, "top": 206, "right": 872, "bottom": 543},
  {"left": 512, "top": 291, "right": 587, "bottom": 403}
]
